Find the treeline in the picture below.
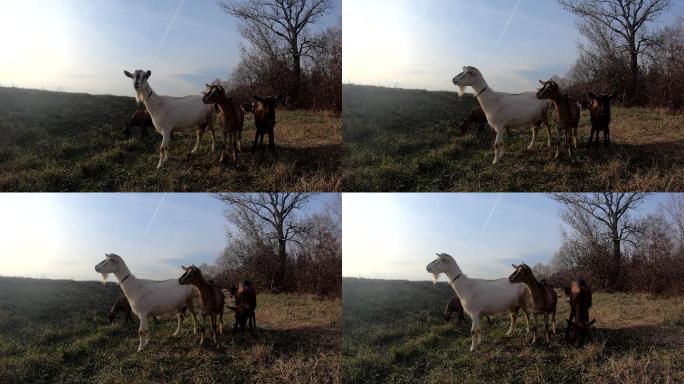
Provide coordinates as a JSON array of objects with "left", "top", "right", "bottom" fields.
[
  {"left": 200, "top": 193, "right": 341, "bottom": 298},
  {"left": 557, "top": 0, "right": 684, "bottom": 110},
  {"left": 534, "top": 193, "right": 684, "bottom": 295},
  {"left": 217, "top": 0, "right": 341, "bottom": 111}
]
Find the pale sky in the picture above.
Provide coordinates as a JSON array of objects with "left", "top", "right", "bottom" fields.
[
  {"left": 342, "top": 193, "right": 669, "bottom": 281},
  {"left": 343, "top": 0, "right": 684, "bottom": 93},
  {"left": 0, "top": 193, "right": 338, "bottom": 281},
  {"left": 0, "top": 0, "right": 341, "bottom": 96}
]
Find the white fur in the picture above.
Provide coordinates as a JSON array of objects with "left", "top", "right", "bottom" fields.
[
  {"left": 94, "top": 253, "right": 198, "bottom": 351},
  {"left": 452, "top": 66, "right": 551, "bottom": 164},
  {"left": 426, "top": 253, "right": 530, "bottom": 351},
  {"left": 124, "top": 70, "right": 215, "bottom": 168}
]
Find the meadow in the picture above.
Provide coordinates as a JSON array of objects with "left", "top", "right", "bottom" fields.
[
  {"left": 0, "top": 87, "right": 342, "bottom": 192},
  {"left": 342, "top": 278, "right": 684, "bottom": 384},
  {"left": 0, "top": 277, "right": 341, "bottom": 384},
  {"left": 342, "top": 84, "right": 684, "bottom": 192}
]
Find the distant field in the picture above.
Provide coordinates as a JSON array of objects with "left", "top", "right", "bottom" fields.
[
  {"left": 342, "top": 278, "right": 684, "bottom": 384},
  {"left": 342, "top": 84, "right": 684, "bottom": 191},
  {"left": 0, "top": 87, "right": 342, "bottom": 191},
  {"left": 0, "top": 277, "right": 341, "bottom": 384}
]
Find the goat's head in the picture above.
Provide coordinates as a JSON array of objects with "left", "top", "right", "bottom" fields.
[
  {"left": 124, "top": 70, "right": 151, "bottom": 104},
  {"left": 202, "top": 84, "right": 227, "bottom": 105},
  {"left": 178, "top": 265, "right": 202, "bottom": 285},
  {"left": 426, "top": 253, "right": 460, "bottom": 285},
  {"left": 254, "top": 94, "right": 282, "bottom": 113},
  {"left": 452, "top": 66, "right": 482, "bottom": 96},
  {"left": 508, "top": 263, "right": 533, "bottom": 283},
  {"left": 536, "top": 79, "right": 560, "bottom": 100},
  {"left": 94, "top": 253, "right": 124, "bottom": 284},
  {"left": 588, "top": 92, "right": 616, "bottom": 119},
  {"left": 457, "top": 118, "right": 469, "bottom": 134}
]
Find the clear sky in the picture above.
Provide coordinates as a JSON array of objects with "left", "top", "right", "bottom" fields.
[
  {"left": 0, "top": 0, "right": 341, "bottom": 96},
  {"left": 342, "top": 193, "right": 671, "bottom": 282},
  {"left": 343, "top": 0, "right": 684, "bottom": 92},
  {"left": 0, "top": 193, "right": 338, "bottom": 281}
]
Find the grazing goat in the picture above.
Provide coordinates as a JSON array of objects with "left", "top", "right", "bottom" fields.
[
  {"left": 95, "top": 253, "right": 198, "bottom": 351},
  {"left": 565, "top": 279, "right": 595, "bottom": 346},
  {"left": 444, "top": 295, "right": 493, "bottom": 324},
  {"left": 122, "top": 110, "right": 153, "bottom": 140},
  {"left": 249, "top": 95, "right": 282, "bottom": 151},
  {"left": 509, "top": 263, "right": 557, "bottom": 344},
  {"left": 178, "top": 265, "right": 225, "bottom": 345},
  {"left": 201, "top": 84, "right": 245, "bottom": 163},
  {"left": 123, "top": 70, "right": 215, "bottom": 168},
  {"left": 457, "top": 106, "right": 488, "bottom": 136},
  {"left": 587, "top": 92, "right": 616, "bottom": 146},
  {"left": 452, "top": 66, "right": 551, "bottom": 164},
  {"left": 229, "top": 280, "right": 257, "bottom": 333},
  {"left": 426, "top": 253, "right": 530, "bottom": 351},
  {"left": 108, "top": 295, "right": 160, "bottom": 325},
  {"left": 536, "top": 79, "right": 580, "bottom": 159}
]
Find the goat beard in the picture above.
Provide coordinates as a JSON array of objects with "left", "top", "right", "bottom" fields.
[
  {"left": 100, "top": 273, "right": 110, "bottom": 285},
  {"left": 432, "top": 273, "right": 440, "bottom": 286},
  {"left": 135, "top": 90, "right": 144, "bottom": 105},
  {"left": 457, "top": 86, "right": 465, "bottom": 97}
]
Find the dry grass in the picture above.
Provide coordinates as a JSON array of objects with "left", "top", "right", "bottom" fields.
[
  {"left": 0, "top": 277, "right": 341, "bottom": 384},
  {"left": 0, "top": 86, "right": 342, "bottom": 191},
  {"left": 342, "top": 278, "right": 684, "bottom": 384},
  {"left": 342, "top": 84, "right": 684, "bottom": 191}
]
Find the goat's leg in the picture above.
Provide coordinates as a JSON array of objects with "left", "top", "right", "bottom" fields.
[
  {"left": 506, "top": 311, "right": 517, "bottom": 336},
  {"left": 211, "top": 314, "right": 218, "bottom": 344},
  {"left": 544, "top": 313, "right": 550, "bottom": 343},
  {"left": 530, "top": 313, "right": 538, "bottom": 344},
  {"left": 198, "top": 314, "right": 207, "bottom": 346},
  {"left": 219, "top": 129, "right": 227, "bottom": 163},
  {"left": 552, "top": 308, "right": 556, "bottom": 335},
  {"left": 187, "top": 300, "right": 198, "bottom": 334},
  {"left": 137, "top": 315, "right": 149, "bottom": 352},
  {"left": 209, "top": 127, "right": 216, "bottom": 152},
  {"left": 231, "top": 132, "right": 237, "bottom": 161},
  {"left": 157, "top": 132, "right": 171, "bottom": 168},
  {"left": 604, "top": 127, "right": 610, "bottom": 146},
  {"left": 173, "top": 311, "right": 184, "bottom": 336},
  {"left": 236, "top": 130, "right": 242, "bottom": 153},
  {"left": 252, "top": 130, "right": 260, "bottom": 151},
  {"left": 268, "top": 127, "right": 275, "bottom": 151},
  {"left": 492, "top": 129, "right": 504, "bottom": 164},
  {"left": 192, "top": 129, "right": 204, "bottom": 154},
  {"left": 528, "top": 123, "right": 538, "bottom": 149},
  {"left": 469, "top": 314, "right": 481, "bottom": 351},
  {"left": 218, "top": 309, "right": 224, "bottom": 335},
  {"left": 565, "top": 309, "right": 575, "bottom": 341}
]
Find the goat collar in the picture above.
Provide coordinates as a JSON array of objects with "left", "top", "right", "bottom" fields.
[
  {"left": 120, "top": 274, "right": 130, "bottom": 284},
  {"left": 451, "top": 273, "right": 462, "bottom": 283},
  {"left": 147, "top": 90, "right": 153, "bottom": 98},
  {"left": 475, "top": 86, "right": 488, "bottom": 98}
]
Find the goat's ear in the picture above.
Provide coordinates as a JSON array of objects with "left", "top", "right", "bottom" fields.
[
  {"left": 124, "top": 71, "right": 133, "bottom": 79},
  {"left": 588, "top": 92, "right": 596, "bottom": 99},
  {"left": 512, "top": 264, "right": 517, "bottom": 268},
  {"left": 254, "top": 95, "right": 263, "bottom": 102},
  {"left": 144, "top": 70, "right": 151, "bottom": 78},
  {"left": 538, "top": 80, "right": 545, "bottom": 85},
  {"left": 205, "top": 83, "right": 211, "bottom": 88}
]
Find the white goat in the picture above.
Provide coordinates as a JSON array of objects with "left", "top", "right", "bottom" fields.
[
  {"left": 426, "top": 253, "right": 530, "bottom": 351},
  {"left": 94, "top": 253, "right": 198, "bottom": 351},
  {"left": 124, "top": 70, "right": 215, "bottom": 168},
  {"left": 452, "top": 66, "right": 551, "bottom": 164}
]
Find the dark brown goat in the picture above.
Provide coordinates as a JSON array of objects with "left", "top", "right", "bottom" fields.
[
  {"left": 564, "top": 279, "right": 595, "bottom": 346},
  {"left": 250, "top": 95, "right": 282, "bottom": 151},
  {"left": 458, "top": 106, "right": 488, "bottom": 135},
  {"left": 123, "top": 110, "right": 153, "bottom": 139},
  {"left": 229, "top": 280, "right": 257, "bottom": 333},
  {"left": 178, "top": 265, "right": 225, "bottom": 345},
  {"left": 444, "top": 295, "right": 492, "bottom": 324},
  {"left": 107, "top": 295, "right": 158, "bottom": 325},
  {"left": 587, "top": 92, "right": 617, "bottom": 146}
]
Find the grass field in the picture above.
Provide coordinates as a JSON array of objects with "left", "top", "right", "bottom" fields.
[
  {"left": 0, "top": 87, "right": 342, "bottom": 191},
  {"left": 342, "top": 278, "right": 684, "bottom": 384},
  {"left": 0, "top": 277, "right": 341, "bottom": 384},
  {"left": 342, "top": 84, "right": 684, "bottom": 191}
]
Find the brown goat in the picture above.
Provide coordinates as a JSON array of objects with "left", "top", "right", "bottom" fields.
[
  {"left": 250, "top": 95, "right": 282, "bottom": 151},
  {"left": 229, "top": 280, "right": 257, "bottom": 333},
  {"left": 178, "top": 265, "right": 225, "bottom": 345},
  {"left": 587, "top": 92, "right": 616, "bottom": 146},
  {"left": 509, "top": 263, "right": 557, "bottom": 344},
  {"left": 536, "top": 79, "right": 580, "bottom": 159},
  {"left": 123, "top": 110, "right": 153, "bottom": 140},
  {"left": 458, "top": 106, "right": 488, "bottom": 135},
  {"left": 107, "top": 295, "right": 159, "bottom": 325},
  {"left": 201, "top": 84, "right": 245, "bottom": 162},
  {"left": 564, "top": 279, "right": 595, "bottom": 346},
  {"left": 444, "top": 295, "right": 492, "bottom": 324}
]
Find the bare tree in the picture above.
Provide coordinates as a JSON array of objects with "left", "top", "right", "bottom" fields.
[
  {"left": 218, "top": 0, "right": 333, "bottom": 106},
  {"left": 558, "top": 0, "right": 671, "bottom": 103},
  {"left": 550, "top": 193, "right": 650, "bottom": 289},
  {"left": 216, "top": 193, "right": 313, "bottom": 291}
]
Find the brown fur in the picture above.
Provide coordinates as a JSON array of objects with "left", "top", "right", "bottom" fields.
[
  {"left": 178, "top": 265, "right": 225, "bottom": 345},
  {"left": 587, "top": 92, "right": 616, "bottom": 146},
  {"left": 444, "top": 295, "right": 492, "bottom": 324},
  {"left": 536, "top": 79, "right": 580, "bottom": 159},
  {"left": 107, "top": 295, "right": 159, "bottom": 325},
  {"left": 250, "top": 95, "right": 282, "bottom": 151},
  {"left": 229, "top": 280, "right": 257, "bottom": 333},
  {"left": 202, "top": 84, "right": 244, "bottom": 162},
  {"left": 509, "top": 263, "right": 558, "bottom": 343},
  {"left": 123, "top": 110, "right": 153, "bottom": 139},
  {"left": 565, "top": 279, "right": 595, "bottom": 346},
  {"left": 458, "top": 106, "right": 488, "bottom": 135}
]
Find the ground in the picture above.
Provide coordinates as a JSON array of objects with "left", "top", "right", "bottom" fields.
[
  {"left": 0, "top": 277, "right": 341, "bottom": 384},
  {"left": 0, "top": 87, "right": 342, "bottom": 191},
  {"left": 342, "top": 84, "right": 684, "bottom": 191},
  {"left": 342, "top": 277, "right": 684, "bottom": 384}
]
